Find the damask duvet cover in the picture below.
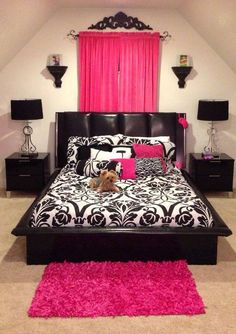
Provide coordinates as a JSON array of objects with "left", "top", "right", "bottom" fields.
[{"left": 29, "top": 166, "right": 214, "bottom": 229}]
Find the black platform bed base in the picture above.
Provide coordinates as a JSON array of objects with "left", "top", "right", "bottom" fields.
[{"left": 26, "top": 233, "right": 218, "bottom": 265}]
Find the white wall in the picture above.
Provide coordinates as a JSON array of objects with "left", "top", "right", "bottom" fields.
[{"left": 1, "top": 7, "right": 236, "bottom": 188}]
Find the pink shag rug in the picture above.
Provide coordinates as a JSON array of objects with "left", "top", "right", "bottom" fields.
[{"left": 28, "top": 260, "right": 205, "bottom": 318}]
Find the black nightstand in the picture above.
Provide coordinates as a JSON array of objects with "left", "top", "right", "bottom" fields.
[
  {"left": 189, "top": 153, "right": 234, "bottom": 194},
  {"left": 5, "top": 152, "right": 50, "bottom": 196}
]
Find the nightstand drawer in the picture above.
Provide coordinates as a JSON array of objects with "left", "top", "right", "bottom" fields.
[
  {"left": 195, "top": 160, "right": 232, "bottom": 176},
  {"left": 6, "top": 159, "right": 44, "bottom": 175},
  {"left": 6, "top": 175, "right": 44, "bottom": 191},
  {"left": 196, "top": 174, "right": 233, "bottom": 191}
]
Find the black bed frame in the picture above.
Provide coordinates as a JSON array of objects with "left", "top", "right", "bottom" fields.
[{"left": 12, "top": 112, "right": 232, "bottom": 264}]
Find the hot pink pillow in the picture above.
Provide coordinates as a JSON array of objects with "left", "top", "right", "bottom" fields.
[
  {"left": 112, "top": 158, "right": 136, "bottom": 180},
  {"left": 133, "top": 143, "right": 163, "bottom": 158}
]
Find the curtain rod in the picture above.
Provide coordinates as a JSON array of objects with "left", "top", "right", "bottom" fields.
[{"left": 67, "top": 30, "right": 171, "bottom": 41}]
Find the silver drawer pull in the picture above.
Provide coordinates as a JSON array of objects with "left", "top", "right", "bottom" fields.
[
  {"left": 209, "top": 160, "right": 221, "bottom": 163},
  {"left": 18, "top": 160, "right": 30, "bottom": 163},
  {"left": 209, "top": 174, "right": 221, "bottom": 178},
  {"left": 19, "top": 174, "right": 31, "bottom": 177}
]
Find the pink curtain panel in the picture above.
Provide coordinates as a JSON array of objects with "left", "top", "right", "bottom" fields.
[{"left": 79, "top": 32, "right": 160, "bottom": 112}]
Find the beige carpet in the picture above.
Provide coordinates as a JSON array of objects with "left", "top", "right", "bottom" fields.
[{"left": 0, "top": 191, "right": 236, "bottom": 334}]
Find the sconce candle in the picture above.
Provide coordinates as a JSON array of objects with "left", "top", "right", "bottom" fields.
[
  {"left": 179, "top": 55, "right": 189, "bottom": 67},
  {"left": 48, "top": 54, "right": 62, "bottom": 66}
]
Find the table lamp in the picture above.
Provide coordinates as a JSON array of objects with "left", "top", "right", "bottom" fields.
[
  {"left": 11, "top": 99, "right": 43, "bottom": 157},
  {"left": 197, "top": 100, "right": 228, "bottom": 158}
]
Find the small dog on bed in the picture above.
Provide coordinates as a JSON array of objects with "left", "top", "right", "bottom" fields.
[{"left": 89, "top": 169, "right": 120, "bottom": 193}]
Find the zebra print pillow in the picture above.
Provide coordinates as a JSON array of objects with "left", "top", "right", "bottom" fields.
[{"left": 135, "top": 158, "right": 167, "bottom": 178}]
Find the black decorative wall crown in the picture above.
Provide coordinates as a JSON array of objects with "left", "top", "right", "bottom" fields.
[
  {"left": 88, "top": 11, "right": 152, "bottom": 31},
  {"left": 67, "top": 12, "right": 171, "bottom": 41}
]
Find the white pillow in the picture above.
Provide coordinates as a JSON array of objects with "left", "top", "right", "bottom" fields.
[
  {"left": 152, "top": 136, "right": 170, "bottom": 142},
  {"left": 111, "top": 146, "right": 133, "bottom": 158},
  {"left": 122, "top": 135, "right": 170, "bottom": 144},
  {"left": 91, "top": 134, "right": 123, "bottom": 145},
  {"left": 90, "top": 148, "right": 132, "bottom": 160}
]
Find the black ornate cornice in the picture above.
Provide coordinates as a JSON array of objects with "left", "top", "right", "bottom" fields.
[
  {"left": 67, "top": 12, "right": 171, "bottom": 41},
  {"left": 88, "top": 11, "right": 152, "bottom": 31}
]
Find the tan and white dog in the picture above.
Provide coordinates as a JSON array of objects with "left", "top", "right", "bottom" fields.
[{"left": 89, "top": 169, "right": 120, "bottom": 193}]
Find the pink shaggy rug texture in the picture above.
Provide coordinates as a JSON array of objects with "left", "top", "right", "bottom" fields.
[{"left": 28, "top": 260, "right": 205, "bottom": 318}]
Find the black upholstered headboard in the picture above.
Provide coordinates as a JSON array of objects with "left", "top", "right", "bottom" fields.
[{"left": 55, "top": 112, "right": 186, "bottom": 168}]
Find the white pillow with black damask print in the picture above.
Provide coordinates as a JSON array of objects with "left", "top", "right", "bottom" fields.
[
  {"left": 135, "top": 158, "right": 167, "bottom": 178},
  {"left": 76, "top": 159, "right": 122, "bottom": 177},
  {"left": 161, "top": 141, "right": 176, "bottom": 161},
  {"left": 90, "top": 147, "right": 132, "bottom": 160},
  {"left": 67, "top": 134, "right": 123, "bottom": 167}
]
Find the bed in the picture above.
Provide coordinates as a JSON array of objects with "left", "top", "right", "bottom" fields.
[{"left": 12, "top": 112, "right": 232, "bottom": 264}]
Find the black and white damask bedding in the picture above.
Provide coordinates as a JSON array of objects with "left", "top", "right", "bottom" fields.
[{"left": 29, "top": 165, "right": 214, "bottom": 229}]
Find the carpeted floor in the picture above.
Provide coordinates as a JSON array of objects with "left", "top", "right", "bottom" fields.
[{"left": 0, "top": 190, "right": 236, "bottom": 334}]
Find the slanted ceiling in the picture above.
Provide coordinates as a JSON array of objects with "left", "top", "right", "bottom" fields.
[
  {"left": 1, "top": 0, "right": 236, "bottom": 73},
  {"left": 0, "top": 0, "right": 58, "bottom": 70},
  {"left": 179, "top": 0, "right": 236, "bottom": 74}
]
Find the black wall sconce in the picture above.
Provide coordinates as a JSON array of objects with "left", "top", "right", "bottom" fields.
[
  {"left": 172, "top": 66, "right": 192, "bottom": 88},
  {"left": 47, "top": 65, "right": 68, "bottom": 88}
]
